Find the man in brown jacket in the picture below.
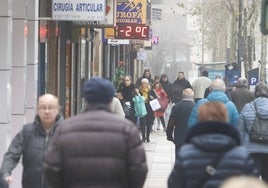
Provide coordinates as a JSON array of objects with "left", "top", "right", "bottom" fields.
[{"left": 44, "top": 77, "right": 148, "bottom": 188}]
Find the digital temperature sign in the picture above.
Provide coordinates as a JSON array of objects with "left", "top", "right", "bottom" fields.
[{"left": 115, "top": 24, "right": 149, "bottom": 39}]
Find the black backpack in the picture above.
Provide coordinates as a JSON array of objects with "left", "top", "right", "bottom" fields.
[{"left": 249, "top": 102, "right": 268, "bottom": 144}]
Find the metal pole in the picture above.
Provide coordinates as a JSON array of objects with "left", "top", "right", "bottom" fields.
[{"left": 238, "top": 0, "right": 243, "bottom": 72}]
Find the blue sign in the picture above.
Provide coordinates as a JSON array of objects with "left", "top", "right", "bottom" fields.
[
  {"left": 248, "top": 68, "right": 259, "bottom": 86},
  {"left": 225, "top": 63, "right": 240, "bottom": 87}
]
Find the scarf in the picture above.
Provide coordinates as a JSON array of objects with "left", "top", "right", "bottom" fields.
[{"left": 140, "top": 87, "right": 149, "bottom": 102}]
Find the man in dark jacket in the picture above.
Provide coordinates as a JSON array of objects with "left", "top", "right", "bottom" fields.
[
  {"left": 166, "top": 88, "right": 195, "bottom": 156},
  {"left": 0, "top": 94, "right": 63, "bottom": 188},
  {"left": 160, "top": 74, "right": 174, "bottom": 126},
  {"left": 172, "top": 71, "right": 192, "bottom": 103},
  {"left": 160, "top": 74, "right": 173, "bottom": 102},
  {"left": 135, "top": 69, "right": 154, "bottom": 88},
  {"left": 168, "top": 102, "right": 257, "bottom": 188},
  {"left": 231, "top": 77, "right": 254, "bottom": 113},
  {"left": 44, "top": 77, "right": 148, "bottom": 188}
]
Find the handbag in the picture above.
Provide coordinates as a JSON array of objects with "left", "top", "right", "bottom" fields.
[
  {"left": 149, "top": 98, "right": 161, "bottom": 111},
  {"left": 122, "top": 101, "right": 134, "bottom": 120},
  {"left": 133, "top": 95, "right": 147, "bottom": 117}
]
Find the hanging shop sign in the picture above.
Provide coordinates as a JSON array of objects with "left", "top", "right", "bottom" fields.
[
  {"left": 108, "top": 39, "right": 130, "bottom": 45},
  {"left": 137, "top": 51, "right": 147, "bottom": 60},
  {"left": 104, "top": 28, "right": 115, "bottom": 39},
  {"left": 72, "top": 0, "right": 116, "bottom": 28},
  {"left": 116, "top": 0, "right": 147, "bottom": 24},
  {"left": 52, "top": 0, "right": 106, "bottom": 21}
]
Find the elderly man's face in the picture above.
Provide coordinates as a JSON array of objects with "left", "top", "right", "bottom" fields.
[{"left": 37, "top": 94, "right": 59, "bottom": 130}]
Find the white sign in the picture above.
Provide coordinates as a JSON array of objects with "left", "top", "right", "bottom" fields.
[
  {"left": 52, "top": 0, "right": 106, "bottom": 21},
  {"left": 137, "top": 51, "right": 147, "bottom": 60},
  {"left": 73, "top": 0, "right": 115, "bottom": 27},
  {"left": 108, "top": 39, "right": 130, "bottom": 45}
]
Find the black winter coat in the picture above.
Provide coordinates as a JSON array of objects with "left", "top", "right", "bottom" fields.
[
  {"left": 0, "top": 115, "right": 63, "bottom": 188},
  {"left": 168, "top": 121, "right": 257, "bottom": 188},
  {"left": 44, "top": 104, "right": 148, "bottom": 188},
  {"left": 160, "top": 79, "right": 173, "bottom": 102},
  {"left": 172, "top": 78, "right": 192, "bottom": 103},
  {"left": 166, "top": 99, "right": 195, "bottom": 146}
]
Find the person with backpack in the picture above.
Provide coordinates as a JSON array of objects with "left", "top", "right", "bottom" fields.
[
  {"left": 168, "top": 101, "right": 257, "bottom": 188},
  {"left": 238, "top": 82, "right": 268, "bottom": 183},
  {"left": 0, "top": 94, "right": 63, "bottom": 188}
]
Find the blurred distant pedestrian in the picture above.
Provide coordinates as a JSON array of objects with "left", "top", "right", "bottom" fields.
[
  {"left": 168, "top": 101, "right": 257, "bottom": 188},
  {"left": 160, "top": 74, "right": 173, "bottom": 125},
  {"left": 172, "top": 71, "right": 192, "bottom": 103},
  {"left": 188, "top": 79, "right": 239, "bottom": 127},
  {"left": 160, "top": 74, "right": 173, "bottom": 103},
  {"left": 192, "top": 70, "right": 212, "bottom": 102},
  {"left": 44, "top": 77, "right": 148, "bottom": 188},
  {"left": 153, "top": 81, "right": 169, "bottom": 131},
  {"left": 231, "top": 77, "right": 254, "bottom": 113},
  {"left": 117, "top": 75, "right": 136, "bottom": 123},
  {"left": 135, "top": 78, "right": 157, "bottom": 142},
  {"left": 0, "top": 94, "right": 63, "bottom": 188},
  {"left": 136, "top": 69, "right": 154, "bottom": 88},
  {"left": 238, "top": 82, "right": 268, "bottom": 183},
  {"left": 166, "top": 88, "right": 195, "bottom": 156}
]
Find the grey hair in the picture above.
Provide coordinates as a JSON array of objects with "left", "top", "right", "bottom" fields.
[
  {"left": 182, "top": 88, "right": 194, "bottom": 99},
  {"left": 255, "top": 82, "right": 268, "bottom": 98},
  {"left": 210, "top": 79, "right": 226, "bottom": 92},
  {"left": 141, "top": 78, "right": 149, "bottom": 84}
]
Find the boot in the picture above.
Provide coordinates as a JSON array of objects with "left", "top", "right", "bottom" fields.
[
  {"left": 142, "top": 133, "right": 146, "bottom": 143},
  {"left": 146, "top": 133, "right": 150, "bottom": 142}
]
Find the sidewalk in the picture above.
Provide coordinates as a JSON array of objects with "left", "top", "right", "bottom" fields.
[{"left": 143, "top": 129, "right": 175, "bottom": 188}]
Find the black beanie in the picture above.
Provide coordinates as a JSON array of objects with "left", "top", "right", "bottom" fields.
[{"left": 83, "top": 77, "right": 115, "bottom": 104}]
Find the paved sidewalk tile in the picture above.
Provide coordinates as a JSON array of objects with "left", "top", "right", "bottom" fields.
[{"left": 142, "top": 130, "right": 175, "bottom": 188}]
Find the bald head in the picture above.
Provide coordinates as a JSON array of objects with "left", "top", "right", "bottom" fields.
[
  {"left": 37, "top": 94, "right": 60, "bottom": 130},
  {"left": 38, "top": 94, "right": 59, "bottom": 105},
  {"left": 210, "top": 79, "right": 226, "bottom": 92},
  {"left": 182, "top": 88, "right": 194, "bottom": 99}
]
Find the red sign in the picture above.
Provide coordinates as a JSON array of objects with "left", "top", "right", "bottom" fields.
[{"left": 115, "top": 24, "right": 149, "bottom": 39}]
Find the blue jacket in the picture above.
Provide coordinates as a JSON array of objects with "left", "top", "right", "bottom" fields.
[
  {"left": 238, "top": 97, "right": 268, "bottom": 154},
  {"left": 188, "top": 91, "right": 239, "bottom": 127},
  {"left": 168, "top": 121, "right": 257, "bottom": 188}
]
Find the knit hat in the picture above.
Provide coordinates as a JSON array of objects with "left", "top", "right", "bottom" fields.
[{"left": 83, "top": 77, "right": 115, "bottom": 104}]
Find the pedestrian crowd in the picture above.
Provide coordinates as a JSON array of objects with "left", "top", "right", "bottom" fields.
[{"left": 0, "top": 68, "right": 268, "bottom": 188}]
